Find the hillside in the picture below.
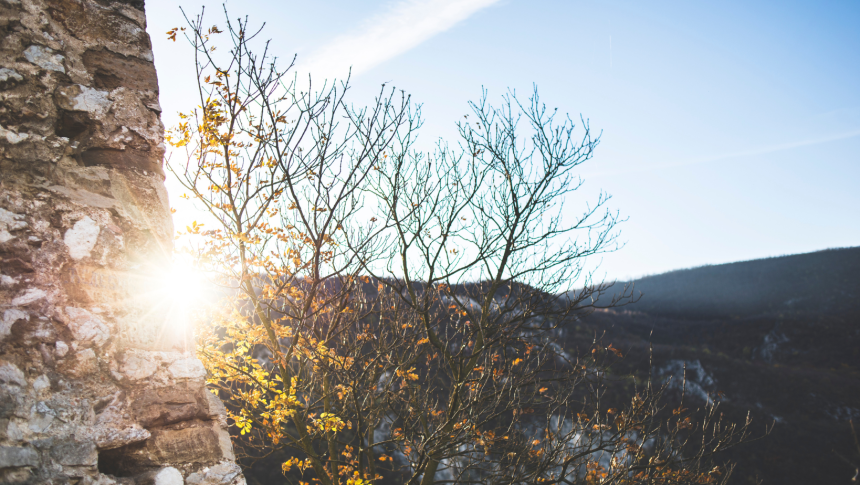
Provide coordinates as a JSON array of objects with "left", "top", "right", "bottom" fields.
[
  {"left": 575, "top": 246, "right": 860, "bottom": 484},
  {"left": 235, "top": 247, "right": 860, "bottom": 484},
  {"left": 616, "top": 246, "right": 860, "bottom": 319}
]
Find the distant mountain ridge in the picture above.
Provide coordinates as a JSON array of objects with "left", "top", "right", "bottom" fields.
[{"left": 620, "top": 246, "right": 860, "bottom": 319}]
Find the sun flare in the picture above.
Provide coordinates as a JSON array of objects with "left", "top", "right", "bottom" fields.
[{"left": 160, "top": 262, "right": 210, "bottom": 309}]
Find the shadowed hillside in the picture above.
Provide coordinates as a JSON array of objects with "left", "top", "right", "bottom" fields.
[
  {"left": 617, "top": 246, "right": 860, "bottom": 319},
  {"left": 575, "top": 246, "right": 860, "bottom": 484}
]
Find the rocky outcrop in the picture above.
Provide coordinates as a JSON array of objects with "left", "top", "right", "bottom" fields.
[{"left": 0, "top": 1, "right": 243, "bottom": 484}]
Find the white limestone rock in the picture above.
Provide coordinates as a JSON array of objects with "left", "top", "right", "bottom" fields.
[
  {"left": 12, "top": 288, "right": 46, "bottom": 306},
  {"left": 0, "top": 361, "right": 26, "bottom": 386},
  {"left": 28, "top": 401, "right": 55, "bottom": 433},
  {"left": 64, "top": 307, "right": 110, "bottom": 347},
  {"left": 93, "top": 474, "right": 120, "bottom": 485},
  {"left": 136, "top": 467, "right": 184, "bottom": 485},
  {"left": 114, "top": 350, "right": 205, "bottom": 383},
  {"left": 23, "top": 45, "right": 65, "bottom": 72},
  {"left": 186, "top": 462, "right": 245, "bottom": 485},
  {"left": 64, "top": 217, "right": 100, "bottom": 260},
  {"left": 0, "top": 68, "right": 23, "bottom": 84},
  {"left": 6, "top": 420, "right": 25, "bottom": 441},
  {"left": 115, "top": 349, "right": 161, "bottom": 381},
  {"left": 1, "top": 309, "right": 28, "bottom": 340},
  {"left": 55, "top": 85, "right": 112, "bottom": 116},
  {"left": 33, "top": 375, "right": 50, "bottom": 392},
  {"left": 55, "top": 341, "right": 69, "bottom": 358},
  {"left": 0, "top": 208, "right": 26, "bottom": 230},
  {"left": 0, "top": 126, "right": 29, "bottom": 148},
  {"left": 168, "top": 358, "right": 207, "bottom": 380},
  {"left": 0, "top": 207, "right": 27, "bottom": 243}
]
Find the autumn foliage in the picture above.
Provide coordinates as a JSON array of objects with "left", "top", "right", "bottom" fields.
[{"left": 167, "top": 10, "right": 755, "bottom": 485}]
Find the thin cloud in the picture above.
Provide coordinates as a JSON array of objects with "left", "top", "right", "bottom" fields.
[
  {"left": 302, "top": 0, "right": 502, "bottom": 81},
  {"left": 588, "top": 128, "right": 860, "bottom": 179}
]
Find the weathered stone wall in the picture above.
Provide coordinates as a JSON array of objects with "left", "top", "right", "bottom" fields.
[{"left": 0, "top": 1, "right": 244, "bottom": 483}]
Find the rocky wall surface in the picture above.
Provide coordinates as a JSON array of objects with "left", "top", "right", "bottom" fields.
[{"left": 0, "top": 0, "right": 244, "bottom": 483}]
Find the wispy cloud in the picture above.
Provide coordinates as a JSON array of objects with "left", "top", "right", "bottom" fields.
[
  {"left": 588, "top": 128, "right": 860, "bottom": 179},
  {"left": 302, "top": 0, "right": 502, "bottom": 81}
]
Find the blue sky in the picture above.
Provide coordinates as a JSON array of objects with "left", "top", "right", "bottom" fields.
[{"left": 146, "top": 0, "right": 860, "bottom": 281}]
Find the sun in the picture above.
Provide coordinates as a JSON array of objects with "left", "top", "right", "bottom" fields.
[{"left": 160, "top": 259, "right": 211, "bottom": 311}]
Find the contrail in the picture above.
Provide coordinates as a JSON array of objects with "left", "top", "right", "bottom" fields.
[{"left": 301, "top": 0, "right": 502, "bottom": 81}]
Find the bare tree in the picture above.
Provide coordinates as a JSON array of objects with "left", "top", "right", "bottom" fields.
[
  {"left": 361, "top": 88, "right": 755, "bottom": 484},
  {"left": 168, "top": 9, "right": 756, "bottom": 485}
]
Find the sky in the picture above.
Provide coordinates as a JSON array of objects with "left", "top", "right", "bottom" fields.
[{"left": 145, "top": 0, "right": 860, "bottom": 282}]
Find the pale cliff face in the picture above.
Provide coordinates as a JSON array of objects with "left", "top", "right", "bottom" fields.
[{"left": 0, "top": 1, "right": 242, "bottom": 483}]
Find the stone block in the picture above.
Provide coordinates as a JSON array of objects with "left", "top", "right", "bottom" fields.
[
  {"left": 28, "top": 402, "right": 56, "bottom": 433},
  {"left": 0, "top": 389, "right": 20, "bottom": 420},
  {"left": 115, "top": 349, "right": 161, "bottom": 381},
  {"left": 0, "top": 208, "right": 27, "bottom": 244},
  {"left": 78, "top": 425, "right": 150, "bottom": 451},
  {"left": 98, "top": 422, "right": 234, "bottom": 476},
  {"left": 80, "top": 148, "right": 164, "bottom": 177},
  {"left": 51, "top": 439, "right": 97, "bottom": 466},
  {"left": 144, "top": 424, "right": 233, "bottom": 465},
  {"left": 47, "top": 0, "right": 151, "bottom": 58},
  {"left": 82, "top": 48, "right": 159, "bottom": 93},
  {"left": 130, "top": 386, "right": 203, "bottom": 428},
  {"left": 167, "top": 359, "right": 206, "bottom": 380},
  {"left": 0, "top": 446, "right": 40, "bottom": 467},
  {"left": 200, "top": 390, "right": 228, "bottom": 424}
]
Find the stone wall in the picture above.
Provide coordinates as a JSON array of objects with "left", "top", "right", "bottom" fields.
[{"left": 0, "top": 1, "right": 244, "bottom": 484}]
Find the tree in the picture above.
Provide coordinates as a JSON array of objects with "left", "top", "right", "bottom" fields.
[
  {"left": 834, "top": 420, "right": 860, "bottom": 482},
  {"left": 167, "top": 9, "right": 755, "bottom": 485}
]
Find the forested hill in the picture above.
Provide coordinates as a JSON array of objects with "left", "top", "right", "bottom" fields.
[
  {"left": 619, "top": 246, "right": 860, "bottom": 319},
  {"left": 577, "top": 245, "right": 860, "bottom": 484}
]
